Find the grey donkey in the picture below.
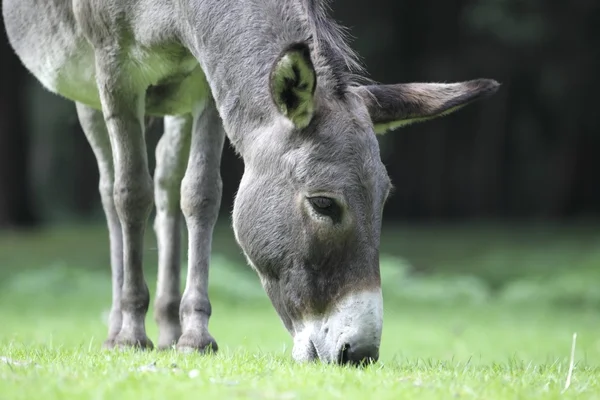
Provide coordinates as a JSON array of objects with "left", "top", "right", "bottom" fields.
[{"left": 2, "top": 0, "right": 499, "bottom": 365}]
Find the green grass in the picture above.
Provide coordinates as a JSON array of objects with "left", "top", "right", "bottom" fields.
[{"left": 1, "top": 222, "right": 600, "bottom": 399}]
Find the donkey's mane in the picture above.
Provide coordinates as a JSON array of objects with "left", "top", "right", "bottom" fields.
[{"left": 300, "top": 0, "right": 369, "bottom": 95}]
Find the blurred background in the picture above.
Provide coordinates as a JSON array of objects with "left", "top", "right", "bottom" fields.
[{"left": 1, "top": 0, "right": 600, "bottom": 310}]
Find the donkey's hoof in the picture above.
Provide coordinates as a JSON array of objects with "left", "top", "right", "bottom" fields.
[
  {"left": 157, "top": 341, "right": 178, "bottom": 351},
  {"left": 157, "top": 329, "right": 181, "bottom": 350},
  {"left": 114, "top": 334, "right": 154, "bottom": 350},
  {"left": 177, "top": 332, "right": 218, "bottom": 354},
  {"left": 102, "top": 338, "right": 118, "bottom": 349}
]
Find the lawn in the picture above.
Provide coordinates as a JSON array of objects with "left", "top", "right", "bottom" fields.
[{"left": 1, "top": 222, "right": 600, "bottom": 399}]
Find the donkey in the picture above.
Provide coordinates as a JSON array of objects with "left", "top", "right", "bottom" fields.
[{"left": 3, "top": 0, "right": 498, "bottom": 365}]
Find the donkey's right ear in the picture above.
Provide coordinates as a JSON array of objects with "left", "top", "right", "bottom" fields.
[{"left": 270, "top": 42, "right": 317, "bottom": 129}]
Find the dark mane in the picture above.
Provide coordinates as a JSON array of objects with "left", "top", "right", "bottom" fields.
[{"left": 301, "top": 0, "right": 369, "bottom": 96}]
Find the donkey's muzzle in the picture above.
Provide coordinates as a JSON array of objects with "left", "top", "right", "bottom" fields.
[{"left": 291, "top": 289, "right": 383, "bottom": 364}]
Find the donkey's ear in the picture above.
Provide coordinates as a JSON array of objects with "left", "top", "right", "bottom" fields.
[
  {"left": 270, "top": 42, "right": 317, "bottom": 129},
  {"left": 355, "top": 79, "right": 500, "bottom": 134}
]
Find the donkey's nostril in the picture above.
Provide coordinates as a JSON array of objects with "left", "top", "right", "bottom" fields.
[
  {"left": 338, "top": 343, "right": 379, "bottom": 366},
  {"left": 339, "top": 343, "right": 350, "bottom": 364}
]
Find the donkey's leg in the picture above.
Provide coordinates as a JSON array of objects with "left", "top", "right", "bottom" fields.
[
  {"left": 94, "top": 54, "right": 154, "bottom": 349},
  {"left": 153, "top": 115, "right": 192, "bottom": 349},
  {"left": 75, "top": 103, "right": 123, "bottom": 349},
  {"left": 177, "top": 99, "right": 225, "bottom": 353}
]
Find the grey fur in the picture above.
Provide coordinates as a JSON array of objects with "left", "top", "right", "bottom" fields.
[
  {"left": 153, "top": 114, "right": 192, "bottom": 349},
  {"left": 75, "top": 102, "right": 124, "bottom": 348},
  {"left": 2, "top": 0, "right": 498, "bottom": 363}
]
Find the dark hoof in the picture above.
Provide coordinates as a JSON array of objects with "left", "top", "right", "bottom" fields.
[
  {"left": 114, "top": 334, "right": 154, "bottom": 350},
  {"left": 177, "top": 331, "right": 218, "bottom": 354},
  {"left": 156, "top": 329, "right": 182, "bottom": 351},
  {"left": 157, "top": 342, "right": 178, "bottom": 351},
  {"left": 157, "top": 339, "right": 179, "bottom": 351},
  {"left": 102, "top": 338, "right": 117, "bottom": 350}
]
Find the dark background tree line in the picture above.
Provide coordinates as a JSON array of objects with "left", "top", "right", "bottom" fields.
[{"left": 1, "top": 0, "right": 599, "bottom": 228}]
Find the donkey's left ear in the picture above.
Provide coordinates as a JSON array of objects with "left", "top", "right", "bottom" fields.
[
  {"left": 270, "top": 42, "right": 317, "bottom": 129},
  {"left": 354, "top": 79, "right": 500, "bottom": 134}
]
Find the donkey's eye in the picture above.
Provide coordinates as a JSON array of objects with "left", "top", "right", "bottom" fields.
[
  {"left": 307, "top": 196, "right": 341, "bottom": 221},
  {"left": 309, "top": 196, "right": 334, "bottom": 210}
]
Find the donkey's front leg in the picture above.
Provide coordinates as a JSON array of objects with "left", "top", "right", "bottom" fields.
[
  {"left": 177, "top": 99, "right": 225, "bottom": 353},
  {"left": 153, "top": 115, "right": 193, "bottom": 349},
  {"left": 95, "top": 54, "right": 154, "bottom": 349}
]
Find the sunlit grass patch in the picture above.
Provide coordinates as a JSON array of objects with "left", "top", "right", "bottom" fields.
[{"left": 1, "top": 342, "right": 599, "bottom": 399}]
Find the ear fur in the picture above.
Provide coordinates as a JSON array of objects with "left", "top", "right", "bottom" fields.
[
  {"left": 270, "top": 42, "right": 317, "bottom": 129},
  {"left": 355, "top": 79, "right": 500, "bottom": 134}
]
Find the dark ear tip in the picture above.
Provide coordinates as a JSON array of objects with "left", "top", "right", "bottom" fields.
[
  {"left": 470, "top": 78, "right": 501, "bottom": 96},
  {"left": 281, "top": 41, "right": 312, "bottom": 60}
]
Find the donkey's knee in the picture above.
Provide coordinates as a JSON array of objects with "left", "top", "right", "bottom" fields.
[
  {"left": 154, "top": 129, "right": 189, "bottom": 215},
  {"left": 180, "top": 170, "right": 222, "bottom": 224},
  {"left": 99, "top": 176, "right": 116, "bottom": 215},
  {"left": 113, "top": 176, "right": 154, "bottom": 227},
  {"left": 154, "top": 175, "right": 182, "bottom": 217}
]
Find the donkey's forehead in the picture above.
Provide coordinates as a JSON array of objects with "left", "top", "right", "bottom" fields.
[
  {"left": 306, "top": 100, "right": 379, "bottom": 154},
  {"left": 289, "top": 113, "right": 390, "bottom": 193}
]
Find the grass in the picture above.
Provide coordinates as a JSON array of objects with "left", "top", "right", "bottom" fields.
[{"left": 1, "top": 222, "right": 600, "bottom": 399}]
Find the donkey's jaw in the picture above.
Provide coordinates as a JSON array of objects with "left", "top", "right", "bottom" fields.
[{"left": 290, "top": 289, "right": 383, "bottom": 365}]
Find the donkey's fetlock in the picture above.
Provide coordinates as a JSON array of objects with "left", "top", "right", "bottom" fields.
[{"left": 154, "top": 296, "right": 182, "bottom": 350}]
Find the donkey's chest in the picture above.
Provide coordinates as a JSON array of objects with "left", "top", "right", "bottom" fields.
[{"left": 55, "top": 43, "right": 208, "bottom": 116}]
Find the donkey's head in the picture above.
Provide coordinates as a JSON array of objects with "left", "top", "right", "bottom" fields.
[{"left": 232, "top": 43, "right": 498, "bottom": 365}]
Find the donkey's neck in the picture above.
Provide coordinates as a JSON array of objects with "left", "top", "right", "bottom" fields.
[{"left": 179, "top": 0, "right": 358, "bottom": 154}]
